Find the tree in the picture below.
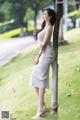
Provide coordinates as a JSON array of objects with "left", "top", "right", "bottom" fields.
[
  {"left": 58, "top": 18, "right": 68, "bottom": 45},
  {"left": 1, "top": 0, "right": 55, "bottom": 31},
  {"left": 8, "top": 0, "right": 27, "bottom": 34},
  {"left": 0, "top": 11, "right": 5, "bottom": 22},
  {"left": 0, "top": 0, "right": 12, "bottom": 21},
  {"left": 24, "top": 8, "right": 35, "bottom": 31},
  {"left": 0, "top": 0, "right": 32, "bottom": 34},
  {"left": 76, "top": 0, "right": 80, "bottom": 9},
  {"left": 28, "top": 0, "right": 54, "bottom": 30},
  {"left": 51, "top": 0, "right": 63, "bottom": 114}
]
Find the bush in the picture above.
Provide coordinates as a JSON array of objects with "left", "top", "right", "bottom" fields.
[
  {"left": 0, "top": 22, "right": 20, "bottom": 34},
  {"left": 0, "top": 28, "right": 21, "bottom": 39}
]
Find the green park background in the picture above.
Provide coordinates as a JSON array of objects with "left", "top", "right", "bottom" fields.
[{"left": 0, "top": 0, "right": 80, "bottom": 120}]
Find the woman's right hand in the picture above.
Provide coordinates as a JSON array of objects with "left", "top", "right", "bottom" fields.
[
  {"left": 40, "top": 42, "right": 45, "bottom": 51},
  {"left": 34, "top": 56, "right": 39, "bottom": 65}
]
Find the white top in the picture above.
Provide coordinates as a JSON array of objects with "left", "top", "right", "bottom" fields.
[
  {"left": 37, "top": 25, "right": 53, "bottom": 45},
  {"left": 37, "top": 27, "right": 46, "bottom": 42}
]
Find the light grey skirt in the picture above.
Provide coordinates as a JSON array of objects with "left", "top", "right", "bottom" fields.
[{"left": 31, "top": 44, "right": 55, "bottom": 89}]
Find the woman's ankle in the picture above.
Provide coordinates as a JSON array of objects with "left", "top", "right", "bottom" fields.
[{"left": 37, "top": 105, "right": 46, "bottom": 112}]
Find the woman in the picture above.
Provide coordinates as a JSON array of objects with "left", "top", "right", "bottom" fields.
[{"left": 31, "top": 8, "right": 56, "bottom": 119}]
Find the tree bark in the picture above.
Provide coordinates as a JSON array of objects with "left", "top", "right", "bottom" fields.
[
  {"left": 51, "top": 0, "right": 63, "bottom": 114},
  {"left": 34, "top": 9, "right": 38, "bottom": 30}
]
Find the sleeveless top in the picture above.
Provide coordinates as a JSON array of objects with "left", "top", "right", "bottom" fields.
[{"left": 37, "top": 25, "right": 52, "bottom": 45}]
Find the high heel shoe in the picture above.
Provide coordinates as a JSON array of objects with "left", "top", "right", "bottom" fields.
[
  {"left": 32, "top": 110, "right": 47, "bottom": 119},
  {"left": 32, "top": 104, "right": 47, "bottom": 119}
]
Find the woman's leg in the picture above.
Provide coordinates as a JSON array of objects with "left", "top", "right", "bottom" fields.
[
  {"left": 34, "top": 87, "right": 46, "bottom": 111},
  {"left": 38, "top": 88, "right": 45, "bottom": 111},
  {"left": 34, "top": 87, "right": 46, "bottom": 98},
  {"left": 32, "top": 88, "right": 46, "bottom": 119},
  {"left": 34, "top": 87, "right": 39, "bottom": 97},
  {"left": 34, "top": 87, "right": 45, "bottom": 111}
]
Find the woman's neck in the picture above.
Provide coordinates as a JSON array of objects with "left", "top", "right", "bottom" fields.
[{"left": 45, "top": 21, "right": 51, "bottom": 26}]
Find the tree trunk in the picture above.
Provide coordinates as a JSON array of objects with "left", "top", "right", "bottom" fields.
[
  {"left": 34, "top": 10, "right": 37, "bottom": 30},
  {"left": 51, "top": 0, "right": 63, "bottom": 114},
  {"left": 59, "top": 17, "right": 64, "bottom": 41},
  {"left": 34, "top": 18, "right": 37, "bottom": 30},
  {"left": 20, "top": 25, "right": 25, "bottom": 37},
  {"left": 24, "top": 21, "right": 28, "bottom": 31},
  {"left": 58, "top": 17, "right": 68, "bottom": 46},
  {"left": 76, "top": 0, "right": 80, "bottom": 9},
  {"left": 64, "top": 0, "right": 68, "bottom": 31}
]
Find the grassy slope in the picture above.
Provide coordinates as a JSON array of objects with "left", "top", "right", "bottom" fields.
[
  {"left": 0, "top": 28, "right": 80, "bottom": 120},
  {"left": 0, "top": 28, "right": 21, "bottom": 39},
  {"left": 0, "top": 23, "right": 34, "bottom": 39}
]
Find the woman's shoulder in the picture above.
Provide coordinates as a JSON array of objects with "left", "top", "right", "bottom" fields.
[
  {"left": 45, "top": 25, "right": 53, "bottom": 32},
  {"left": 46, "top": 24, "right": 53, "bottom": 29}
]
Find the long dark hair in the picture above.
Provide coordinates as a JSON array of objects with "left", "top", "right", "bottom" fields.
[{"left": 34, "top": 8, "right": 56, "bottom": 40}]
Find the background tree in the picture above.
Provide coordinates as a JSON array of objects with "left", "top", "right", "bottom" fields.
[
  {"left": 0, "top": 0, "right": 55, "bottom": 33},
  {"left": 58, "top": 0, "right": 68, "bottom": 45},
  {"left": 0, "top": 11, "right": 5, "bottom": 23},
  {"left": 29, "top": 0, "right": 54, "bottom": 30},
  {"left": 0, "top": 0, "right": 12, "bottom": 21},
  {"left": 76, "top": 0, "right": 80, "bottom": 9},
  {"left": 7, "top": 0, "right": 28, "bottom": 34},
  {"left": 24, "top": 8, "right": 35, "bottom": 31}
]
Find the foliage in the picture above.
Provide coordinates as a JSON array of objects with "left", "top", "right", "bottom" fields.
[
  {"left": 0, "top": 0, "right": 54, "bottom": 31},
  {"left": 7, "top": 0, "right": 27, "bottom": 25},
  {"left": 24, "top": 8, "right": 35, "bottom": 22},
  {"left": 0, "top": 22, "right": 20, "bottom": 34},
  {"left": 0, "top": 1, "right": 12, "bottom": 21},
  {"left": 0, "top": 11, "right": 5, "bottom": 22}
]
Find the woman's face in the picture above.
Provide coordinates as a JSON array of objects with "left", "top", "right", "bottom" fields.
[{"left": 43, "top": 10, "right": 50, "bottom": 22}]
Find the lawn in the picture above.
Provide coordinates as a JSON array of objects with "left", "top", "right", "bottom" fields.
[
  {"left": 0, "top": 28, "right": 80, "bottom": 120},
  {"left": 0, "top": 28, "right": 21, "bottom": 39}
]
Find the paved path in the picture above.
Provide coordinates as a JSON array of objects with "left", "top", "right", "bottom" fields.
[{"left": 0, "top": 36, "right": 35, "bottom": 67}]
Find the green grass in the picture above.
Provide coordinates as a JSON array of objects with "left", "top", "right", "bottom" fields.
[
  {"left": 0, "top": 28, "right": 21, "bottom": 39},
  {"left": 68, "top": 10, "right": 79, "bottom": 17},
  {"left": 0, "top": 28, "right": 80, "bottom": 120},
  {"left": 0, "top": 26, "right": 34, "bottom": 39},
  {"left": 0, "top": 20, "right": 34, "bottom": 39},
  {"left": 0, "top": 28, "right": 27, "bottom": 39}
]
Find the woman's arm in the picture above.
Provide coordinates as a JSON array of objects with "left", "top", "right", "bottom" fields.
[
  {"left": 38, "top": 26, "right": 52, "bottom": 57},
  {"left": 35, "top": 26, "right": 52, "bottom": 64},
  {"left": 42, "top": 26, "right": 52, "bottom": 48},
  {"left": 35, "top": 47, "right": 43, "bottom": 65}
]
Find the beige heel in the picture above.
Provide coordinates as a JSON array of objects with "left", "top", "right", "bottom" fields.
[{"left": 32, "top": 110, "right": 47, "bottom": 119}]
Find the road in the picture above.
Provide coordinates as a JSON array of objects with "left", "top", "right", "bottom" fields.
[{"left": 0, "top": 36, "right": 35, "bottom": 67}]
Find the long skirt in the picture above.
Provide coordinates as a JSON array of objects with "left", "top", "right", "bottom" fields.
[{"left": 31, "top": 44, "right": 55, "bottom": 89}]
